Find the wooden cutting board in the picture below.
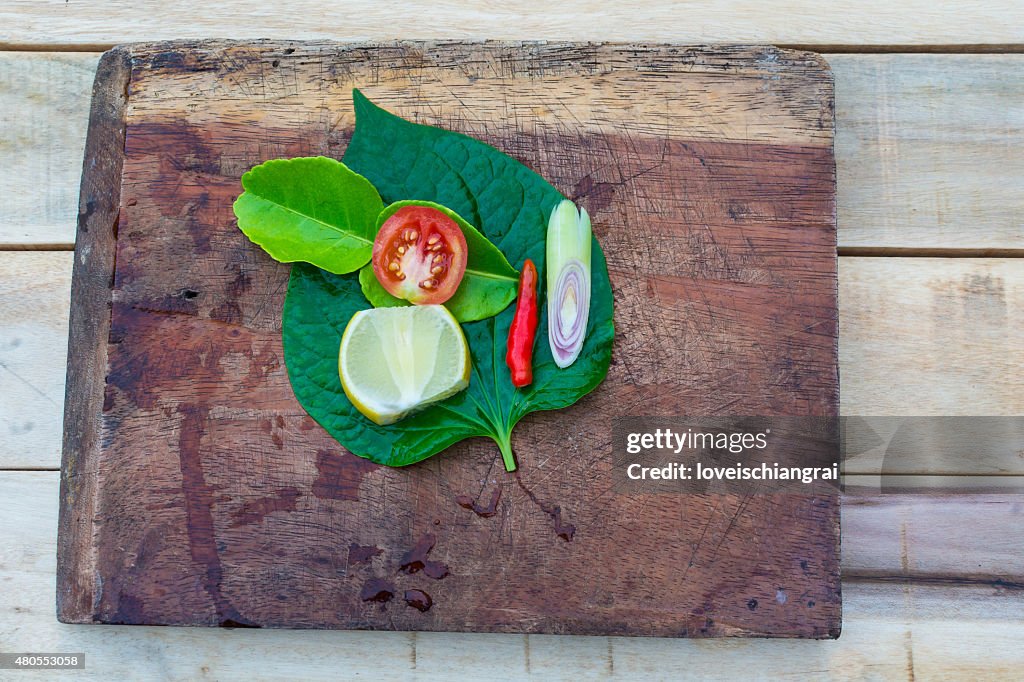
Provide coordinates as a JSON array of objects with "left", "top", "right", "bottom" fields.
[{"left": 58, "top": 41, "right": 839, "bottom": 637}]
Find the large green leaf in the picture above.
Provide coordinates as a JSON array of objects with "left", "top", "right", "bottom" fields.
[
  {"left": 234, "top": 156, "right": 382, "bottom": 274},
  {"left": 281, "top": 90, "right": 615, "bottom": 470},
  {"left": 359, "top": 200, "right": 519, "bottom": 322}
]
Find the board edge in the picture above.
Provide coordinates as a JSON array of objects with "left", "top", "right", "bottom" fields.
[{"left": 56, "top": 45, "right": 131, "bottom": 624}]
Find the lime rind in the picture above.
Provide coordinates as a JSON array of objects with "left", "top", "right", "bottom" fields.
[{"left": 339, "top": 305, "right": 470, "bottom": 425}]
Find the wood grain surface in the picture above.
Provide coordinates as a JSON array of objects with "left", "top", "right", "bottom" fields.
[
  {"left": 7, "top": 254, "right": 1024, "bottom": 472},
  {"left": 9, "top": 472, "right": 1024, "bottom": 679},
  {"left": 57, "top": 41, "right": 839, "bottom": 636},
  {"left": 0, "top": 253, "right": 71, "bottom": 468},
  {"left": 0, "top": 52, "right": 99, "bottom": 247},
  {"left": 1, "top": 1, "right": 1022, "bottom": 48},
  {"left": 1, "top": 2, "right": 1021, "bottom": 677},
  {"left": 840, "top": 257, "right": 1024, "bottom": 416},
  {"left": 833, "top": 54, "right": 1024, "bottom": 253},
  {"left": 10, "top": 52, "right": 1024, "bottom": 253}
]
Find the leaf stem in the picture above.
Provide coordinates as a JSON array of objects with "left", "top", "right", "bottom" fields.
[{"left": 495, "top": 430, "right": 517, "bottom": 472}]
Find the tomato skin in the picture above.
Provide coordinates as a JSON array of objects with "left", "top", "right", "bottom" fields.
[{"left": 372, "top": 206, "right": 468, "bottom": 305}]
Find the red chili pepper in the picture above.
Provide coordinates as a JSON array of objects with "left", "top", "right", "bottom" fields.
[{"left": 506, "top": 258, "right": 539, "bottom": 388}]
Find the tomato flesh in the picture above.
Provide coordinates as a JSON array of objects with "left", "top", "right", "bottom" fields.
[{"left": 372, "top": 206, "right": 468, "bottom": 305}]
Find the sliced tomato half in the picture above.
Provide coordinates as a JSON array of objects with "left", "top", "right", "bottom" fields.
[{"left": 372, "top": 205, "right": 468, "bottom": 305}]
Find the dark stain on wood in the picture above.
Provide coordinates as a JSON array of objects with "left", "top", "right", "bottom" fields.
[
  {"left": 110, "top": 592, "right": 148, "bottom": 624},
  {"left": 514, "top": 474, "right": 576, "bottom": 542},
  {"left": 132, "top": 290, "right": 200, "bottom": 316},
  {"left": 106, "top": 526, "right": 172, "bottom": 624},
  {"left": 177, "top": 404, "right": 257, "bottom": 626},
  {"left": 399, "top": 534, "right": 450, "bottom": 580},
  {"left": 106, "top": 306, "right": 229, "bottom": 410},
  {"left": 455, "top": 487, "right": 502, "bottom": 518},
  {"left": 360, "top": 578, "right": 396, "bottom": 604},
  {"left": 311, "top": 449, "right": 379, "bottom": 501},
  {"left": 230, "top": 486, "right": 301, "bottom": 527},
  {"left": 348, "top": 543, "right": 384, "bottom": 565},
  {"left": 403, "top": 589, "right": 433, "bottom": 613},
  {"left": 571, "top": 174, "right": 618, "bottom": 213},
  {"left": 210, "top": 301, "right": 242, "bottom": 324},
  {"left": 209, "top": 268, "right": 252, "bottom": 323}
]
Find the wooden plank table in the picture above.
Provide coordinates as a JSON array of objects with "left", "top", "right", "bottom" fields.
[{"left": 1, "top": 3, "right": 1022, "bottom": 678}]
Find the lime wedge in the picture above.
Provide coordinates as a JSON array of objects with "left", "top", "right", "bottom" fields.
[{"left": 339, "top": 305, "right": 470, "bottom": 425}]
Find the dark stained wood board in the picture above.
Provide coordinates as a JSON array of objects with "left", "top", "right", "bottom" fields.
[{"left": 58, "top": 41, "right": 839, "bottom": 637}]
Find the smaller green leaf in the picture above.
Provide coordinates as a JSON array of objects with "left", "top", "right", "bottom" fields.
[
  {"left": 233, "top": 156, "right": 383, "bottom": 274},
  {"left": 358, "top": 200, "right": 520, "bottom": 322},
  {"left": 359, "top": 266, "right": 408, "bottom": 309}
]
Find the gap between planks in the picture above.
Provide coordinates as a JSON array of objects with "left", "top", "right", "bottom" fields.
[
  {"left": 4, "top": 43, "right": 1024, "bottom": 54},
  {"left": 839, "top": 248, "right": 1024, "bottom": 258},
  {"left": 844, "top": 572, "right": 1024, "bottom": 590}
]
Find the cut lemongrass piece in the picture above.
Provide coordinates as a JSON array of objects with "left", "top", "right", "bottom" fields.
[{"left": 546, "top": 199, "right": 592, "bottom": 368}]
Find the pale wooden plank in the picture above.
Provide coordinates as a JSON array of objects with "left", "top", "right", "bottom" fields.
[
  {"left": 842, "top": 490, "right": 1024, "bottom": 580},
  {"left": 0, "top": 52, "right": 99, "bottom": 246},
  {"left": 3, "top": 472, "right": 1023, "bottom": 679},
  {"left": 1, "top": 1, "right": 1023, "bottom": 47},
  {"left": 844, "top": 583, "right": 1024, "bottom": 682},
  {"left": 0, "top": 252, "right": 72, "bottom": 469},
  {"left": 3, "top": 51, "right": 1024, "bottom": 250},
  {"left": 833, "top": 54, "right": 1024, "bottom": 251},
  {"left": 612, "top": 582, "right": 1024, "bottom": 679},
  {"left": 840, "top": 258, "right": 1024, "bottom": 416},
  {"left": 3, "top": 254, "right": 1024, "bottom": 470}
]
